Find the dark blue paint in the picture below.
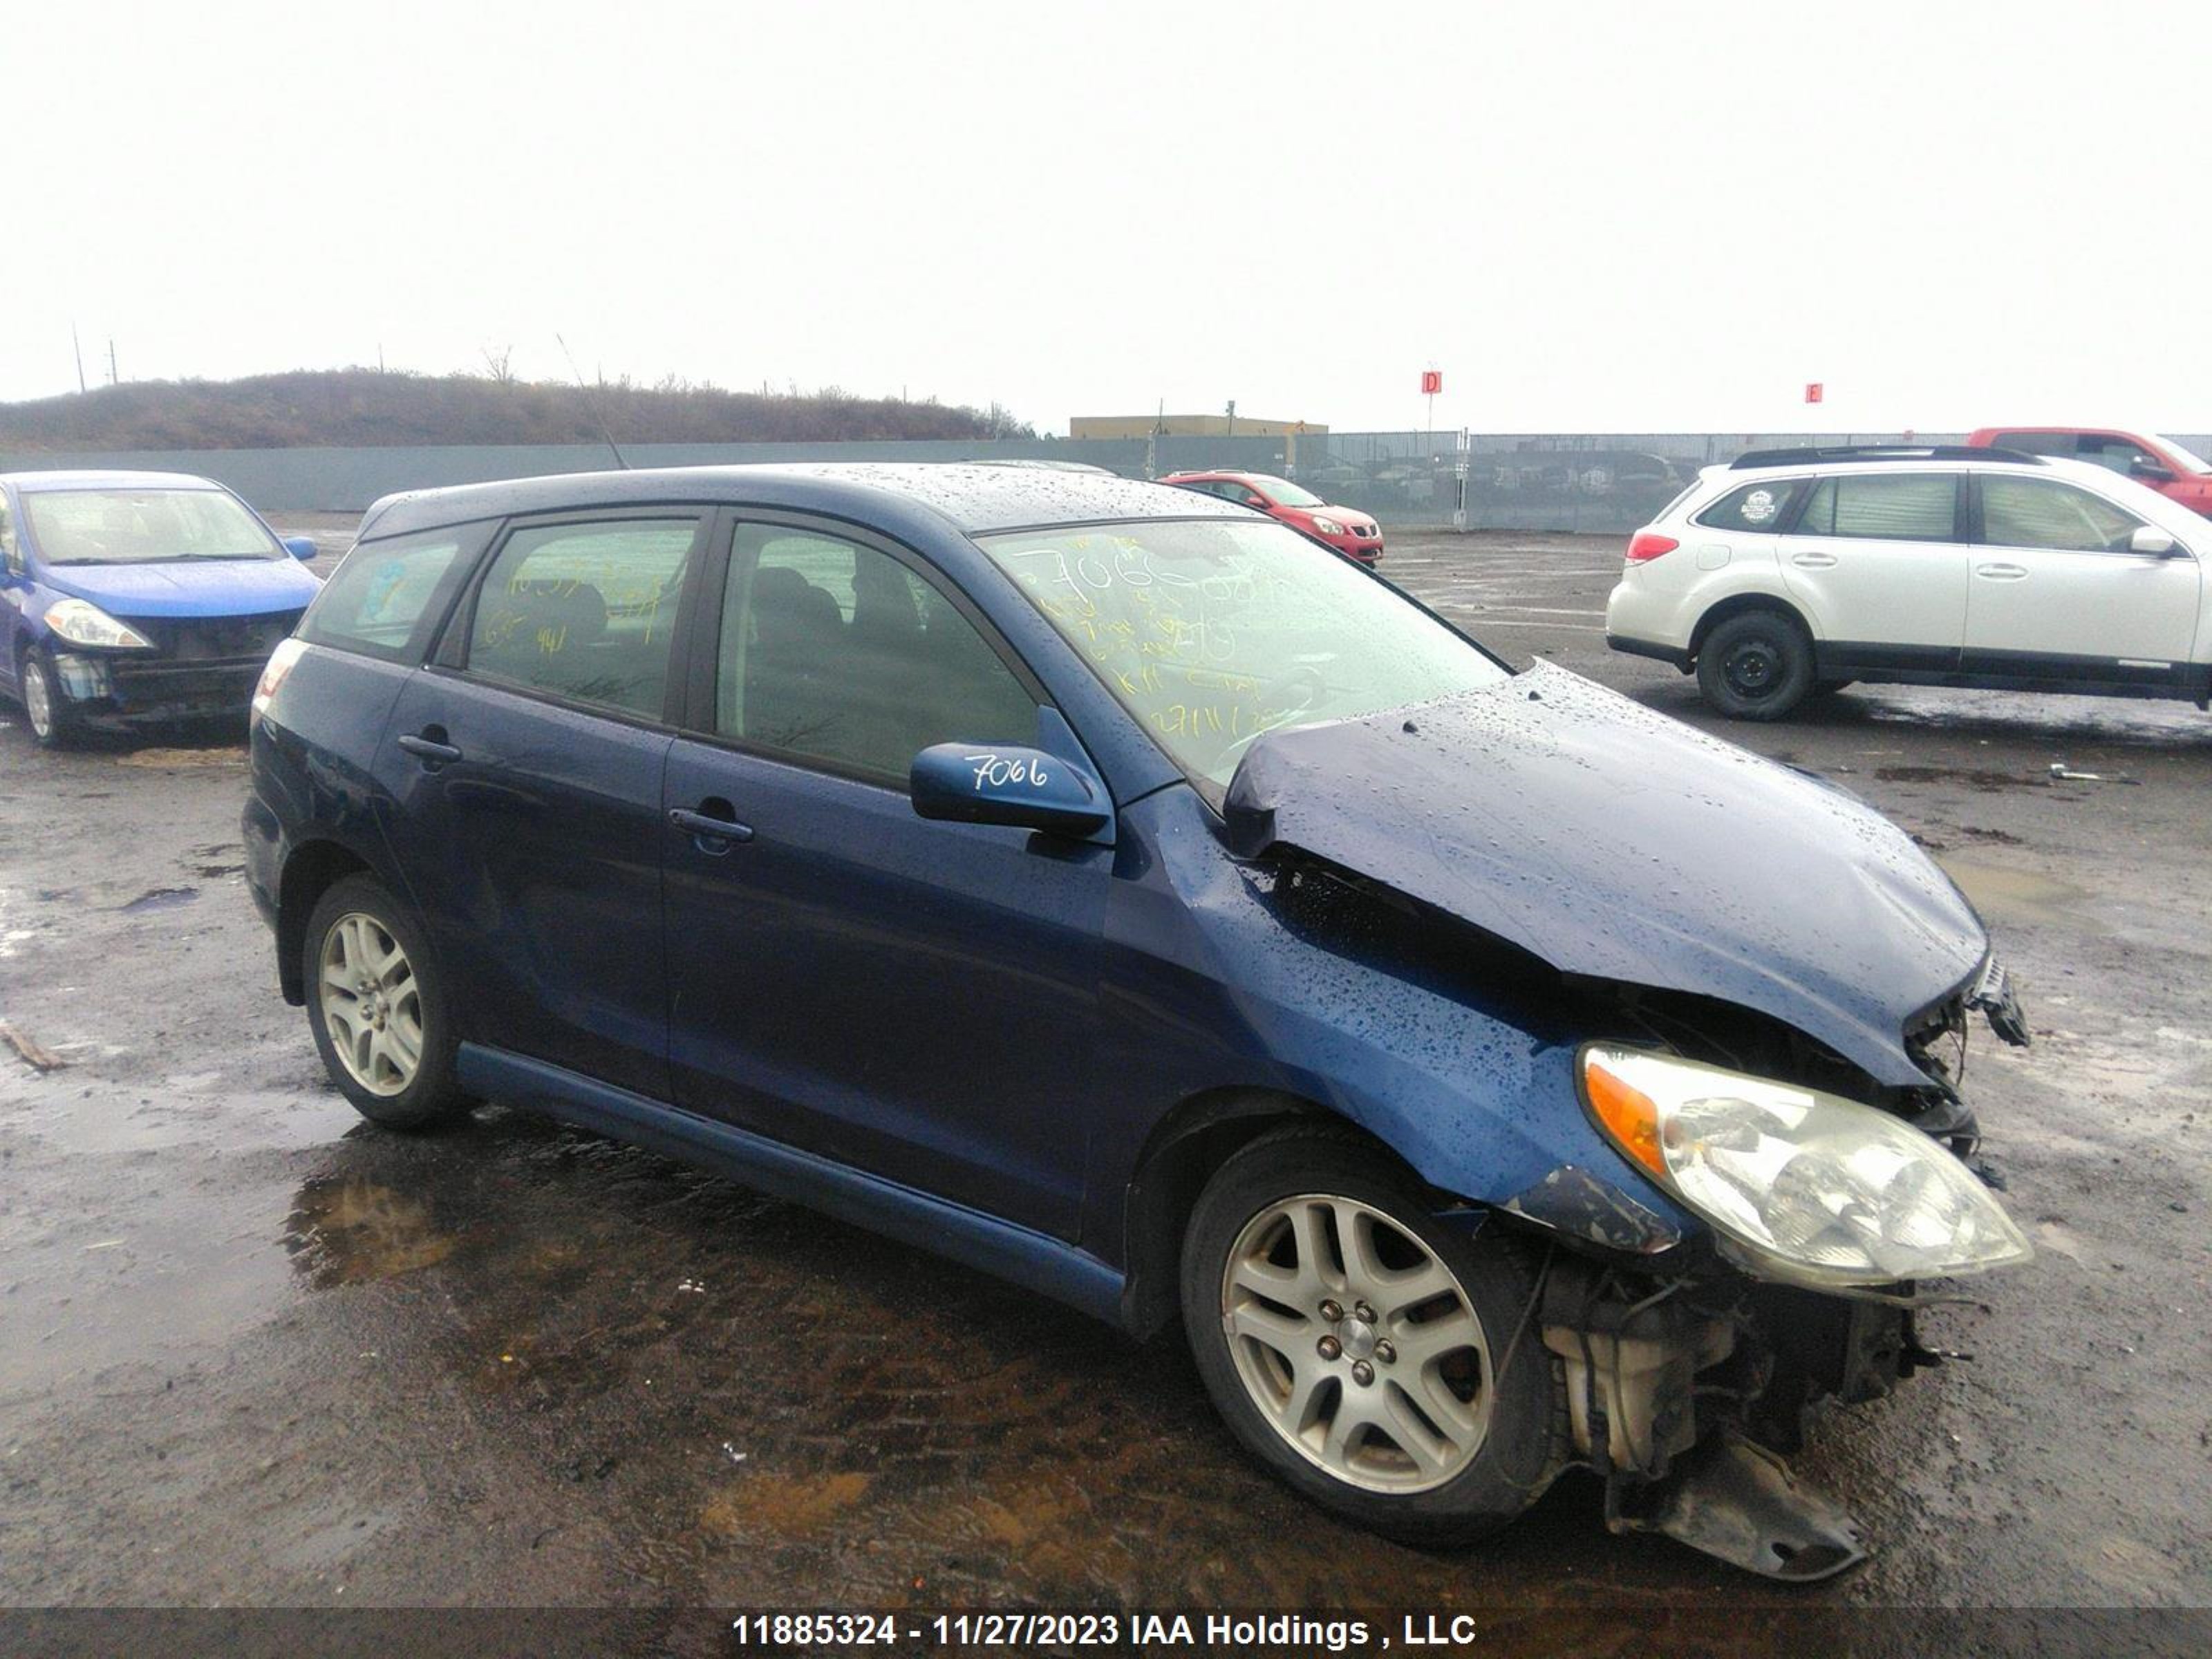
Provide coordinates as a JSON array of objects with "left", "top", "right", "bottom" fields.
[
  {"left": 249, "top": 464, "right": 1994, "bottom": 1329},
  {"left": 909, "top": 740, "right": 1111, "bottom": 838},
  {"left": 1221, "top": 661, "right": 1987, "bottom": 1089}
]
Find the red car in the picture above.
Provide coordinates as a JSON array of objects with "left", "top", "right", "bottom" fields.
[
  {"left": 1967, "top": 426, "right": 2212, "bottom": 516},
  {"left": 1161, "top": 471, "right": 1384, "bottom": 563}
]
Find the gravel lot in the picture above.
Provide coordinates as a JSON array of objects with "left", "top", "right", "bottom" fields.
[{"left": 1, "top": 523, "right": 2208, "bottom": 1639}]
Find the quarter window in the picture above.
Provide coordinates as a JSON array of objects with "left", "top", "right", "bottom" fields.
[
  {"left": 1694, "top": 479, "right": 1808, "bottom": 532},
  {"left": 717, "top": 525, "right": 1036, "bottom": 782},
  {"left": 298, "top": 521, "right": 495, "bottom": 664},
  {"left": 465, "top": 518, "right": 699, "bottom": 718},
  {"left": 1795, "top": 475, "right": 1957, "bottom": 541},
  {"left": 1980, "top": 476, "right": 2145, "bottom": 554}
]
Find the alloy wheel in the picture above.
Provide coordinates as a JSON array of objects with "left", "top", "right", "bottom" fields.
[
  {"left": 24, "top": 658, "right": 55, "bottom": 741},
  {"left": 318, "top": 912, "right": 424, "bottom": 1097},
  {"left": 1219, "top": 1193, "right": 1494, "bottom": 1493}
]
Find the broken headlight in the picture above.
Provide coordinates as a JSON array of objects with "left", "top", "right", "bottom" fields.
[{"left": 1580, "top": 1044, "right": 2031, "bottom": 1290}]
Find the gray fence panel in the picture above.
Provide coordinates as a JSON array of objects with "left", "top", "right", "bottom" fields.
[{"left": 8, "top": 431, "right": 2205, "bottom": 534}]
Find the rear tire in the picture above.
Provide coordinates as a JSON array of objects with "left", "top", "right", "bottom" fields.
[
  {"left": 1696, "top": 610, "right": 1815, "bottom": 720},
  {"left": 1179, "top": 1125, "right": 1562, "bottom": 1546},
  {"left": 303, "top": 873, "right": 468, "bottom": 1130}
]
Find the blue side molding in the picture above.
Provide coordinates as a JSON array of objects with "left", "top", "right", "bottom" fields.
[{"left": 456, "top": 1044, "right": 1129, "bottom": 1329}]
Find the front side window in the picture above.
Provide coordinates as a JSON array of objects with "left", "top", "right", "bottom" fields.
[
  {"left": 21, "top": 487, "right": 285, "bottom": 566},
  {"left": 979, "top": 518, "right": 1508, "bottom": 790},
  {"left": 299, "top": 521, "right": 494, "bottom": 663},
  {"left": 1694, "top": 478, "right": 1808, "bottom": 532},
  {"left": 717, "top": 525, "right": 1036, "bottom": 782},
  {"left": 466, "top": 517, "right": 698, "bottom": 718},
  {"left": 1980, "top": 476, "right": 2146, "bottom": 554},
  {"left": 2074, "top": 434, "right": 2162, "bottom": 477},
  {"left": 1794, "top": 474, "right": 1957, "bottom": 542}
]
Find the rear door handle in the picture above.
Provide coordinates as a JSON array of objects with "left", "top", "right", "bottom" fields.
[
  {"left": 668, "top": 805, "right": 754, "bottom": 848},
  {"left": 397, "top": 732, "right": 463, "bottom": 766},
  {"left": 1790, "top": 552, "right": 1838, "bottom": 568},
  {"left": 1975, "top": 563, "right": 2029, "bottom": 581}
]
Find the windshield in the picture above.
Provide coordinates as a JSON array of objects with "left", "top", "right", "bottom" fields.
[
  {"left": 979, "top": 518, "right": 1508, "bottom": 790},
  {"left": 22, "top": 488, "right": 283, "bottom": 565},
  {"left": 1251, "top": 475, "right": 1325, "bottom": 507},
  {"left": 2148, "top": 435, "right": 2212, "bottom": 474}
]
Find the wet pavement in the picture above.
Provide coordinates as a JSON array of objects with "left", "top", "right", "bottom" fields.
[{"left": 1, "top": 525, "right": 2209, "bottom": 1625}]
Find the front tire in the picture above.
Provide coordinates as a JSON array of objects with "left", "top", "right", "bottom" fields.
[
  {"left": 303, "top": 873, "right": 467, "bottom": 1130},
  {"left": 19, "top": 649, "right": 77, "bottom": 749},
  {"left": 1696, "top": 609, "right": 1815, "bottom": 720},
  {"left": 1180, "top": 1125, "right": 1563, "bottom": 1546}
]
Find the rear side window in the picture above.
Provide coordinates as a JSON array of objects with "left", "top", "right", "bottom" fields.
[
  {"left": 466, "top": 517, "right": 701, "bottom": 720},
  {"left": 1989, "top": 431, "right": 2074, "bottom": 458},
  {"left": 1795, "top": 474, "right": 1957, "bottom": 541},
  {"left": 1694, "top": 479, "right": 1807, "bottom": 532},
  {"left": 298, "top": 521, "right": 494, "bottom": 664}
]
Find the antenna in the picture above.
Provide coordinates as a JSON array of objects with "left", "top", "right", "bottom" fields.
[{"left": 556, "top": 332, "right": 630, "bottom": 470}]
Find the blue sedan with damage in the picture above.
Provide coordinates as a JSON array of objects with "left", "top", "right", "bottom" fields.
[
  {"left": 243, "top": 464, "right": 2032, "bottom": 1576},
  {"left": 1, "top": 470, "right": 321, "bottom": 744}
]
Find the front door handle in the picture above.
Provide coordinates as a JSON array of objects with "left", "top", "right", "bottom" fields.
[
  {"left": 1975, "top": 563, "right": 2029, "bottom": 581},
  {"left": 669, "top": 805, "right": 755, "bottom": 848},
  {"left": 397, "top": 731, "right": 463, "bottom": 767},
  {"left": 1790, "top": 552, "right": 1839, "bottom": 568}
]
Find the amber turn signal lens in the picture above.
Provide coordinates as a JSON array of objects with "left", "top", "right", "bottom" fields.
[{"left": 1584, "top": 1053, "right": 1666, "bottom": 1178}]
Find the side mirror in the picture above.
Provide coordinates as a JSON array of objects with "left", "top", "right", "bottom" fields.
[
  {"left": 910, "top": 742, "right": 1110, "bottom": 837},
  {"left": 2131, "top": 460, "right": 2175, "bottom": 484},
  {"left": 283, "top": 536, "right": 318, "bottom": 561},
  {"left": 2129, "top": 525, "right": 2179, "bottom": 556}
]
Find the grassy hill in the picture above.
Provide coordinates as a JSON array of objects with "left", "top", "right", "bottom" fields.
[{"left": 0, "top": 368, "right": 1028, "bottom": 451}]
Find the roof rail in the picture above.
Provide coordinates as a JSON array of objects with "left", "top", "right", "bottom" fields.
[{"left": 1730, "top": 444, "right": 2045, "bottom": 469}]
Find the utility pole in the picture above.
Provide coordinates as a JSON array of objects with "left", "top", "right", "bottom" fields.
[
  {"left": 71, "top": 324, "right": 86, "bottom": 393},
  {"left": 1225, "top": 398, "right": 1235, "bottom": 438},
  {"left": 107, "top": 339, "right": 118, "bottom": 386}
]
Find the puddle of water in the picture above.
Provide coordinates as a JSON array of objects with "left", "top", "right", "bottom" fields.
[
  {"left": 283, "top": 1177, "right": 460, "bottom": 1288},
  {"left": 120, "top": 885, "right": 200, "bottom": 914},
  {"left": 1936, "top": 857, "right": 2093, "bottom": 926}
]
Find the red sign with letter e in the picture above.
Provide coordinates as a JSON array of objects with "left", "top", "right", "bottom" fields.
[
  {"left": 1804, "top": 382, "right": 1824, "bottom": 404},
  {"left": 1421, "top": 370, "right": 1443, "bottom": 395}
]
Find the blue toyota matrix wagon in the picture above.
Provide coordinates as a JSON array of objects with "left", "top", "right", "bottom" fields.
[{"left": 245, "top": 465, "right": 2032, "bottom": 1576}]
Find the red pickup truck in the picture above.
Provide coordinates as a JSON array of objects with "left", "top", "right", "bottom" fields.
[{"left": 1967, "top": 426, "right": 2212, "bottom": 515}]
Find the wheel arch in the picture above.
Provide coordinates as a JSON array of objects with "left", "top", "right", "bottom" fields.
[
  {"left": 1687, "top": 590, "right": 1817, "bottom": 661},
  {"left": 275, "top": 839, "right": 377, "bottom": 1005},
  {"left": 1118, "top": 1087, "right": 1403, "bottom": 1340}
]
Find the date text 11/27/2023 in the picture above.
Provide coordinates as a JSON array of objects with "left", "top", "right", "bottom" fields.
[{"left": 727, "top": 1610, "right": 1526, "bottom": 1651}]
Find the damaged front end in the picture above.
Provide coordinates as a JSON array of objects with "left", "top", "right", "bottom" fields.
[
  {"left": 1488, "top": 1028, "right": 2030, "bottom": 1581},
  {"left": 1519, "top": 1249, "right": 1965, "bottom": 1580}
]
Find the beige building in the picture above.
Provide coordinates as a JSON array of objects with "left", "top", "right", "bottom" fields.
[{"left": 1069, "top": 413, "right": 1327, "bottom": 439}]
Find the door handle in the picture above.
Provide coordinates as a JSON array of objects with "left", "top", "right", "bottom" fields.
[
  {"left": 397, "top": 731, "right": 463, "bottom": 767},
  {"left": 1974, "top": 563, "right": 2029, "bottom": 581},
  {"left": 668, "top": 805, "right": 755, "bottom": 848},
  {"left": 1790, "top": 552, "right": 1838, "bottom": 568}
]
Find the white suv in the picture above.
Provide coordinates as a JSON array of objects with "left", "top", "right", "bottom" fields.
[{"left": 1604, "top": 444, "right": 2211, "bottom": 720}]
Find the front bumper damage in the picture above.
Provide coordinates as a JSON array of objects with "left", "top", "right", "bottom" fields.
[{"left": 1532, "top": 1254, "right": 1962, "bottom": 1581}]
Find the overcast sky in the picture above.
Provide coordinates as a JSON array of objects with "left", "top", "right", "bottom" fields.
[{"left": 8, "top": 1, "right": 2207, "bottom": 435}]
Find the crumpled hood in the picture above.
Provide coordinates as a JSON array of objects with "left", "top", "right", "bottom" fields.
[
  {"left": 1221, "top": 661, "right": 1989, "bottom": 1088},
  {"left": 40, "top": 558, "right": 320, "bottom": 619}
]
